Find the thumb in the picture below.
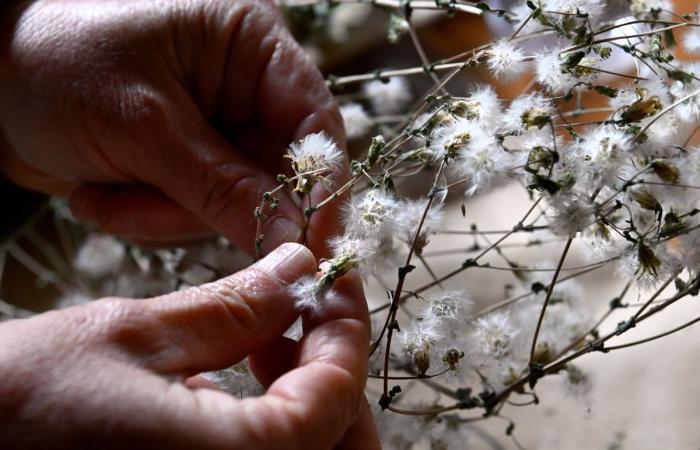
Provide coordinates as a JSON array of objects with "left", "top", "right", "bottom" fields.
[{"left": 102, "top": 242, "right": 316, "bottom": 375}]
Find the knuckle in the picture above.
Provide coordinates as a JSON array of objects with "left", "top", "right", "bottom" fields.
[
  {"left": 117, "top": 87, "right": 173, "bottom": 129},
  {"left": 198, "top": 276, "right": 265, "bottom": 341},
  {"left": 88, "top": 298, "right": 157, "bottom": 351}
]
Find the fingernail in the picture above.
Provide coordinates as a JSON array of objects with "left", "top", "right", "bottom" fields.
[
  {"left": 253, "top": 242, "right": 315, "bottom": 284},
  {"left": 262, "top": 216, "right": 303, "bottom": 251}
]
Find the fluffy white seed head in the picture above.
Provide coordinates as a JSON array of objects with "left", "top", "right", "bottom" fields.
[
  {"left": 575, "top": 125, "right": 634, "bottom": 188},
  {"left": 474, "top": 312, "right": 518, "bottom": 360},
  {"left": 287, "top": 132, "right": 343, "bottom": 175},
  {"left": 394, "top": 199, "right": 445, "bottom": 247},
  {"left": 344, "top": 188, "right": 398, "bottom": 239},
  {"left": 535, "top": 49, "right": 597, "bottom": 95},
  {"left": 504, "top": 93, "right": 555, "bottom": 132},
  {"left": 423, "top": 290, "right": 473, "bottom": 322},
  {"left": 547, "top": 192, "right": 596, "bottom": 236},
  {"left": 682, "top": 27, "right": 700, "bottom": 54},
  {"left": 487, "top": 40, "right": 527, "bottom": 82},
  {"left": 289, "top": 276, "right": 339, "bottom": 315}
]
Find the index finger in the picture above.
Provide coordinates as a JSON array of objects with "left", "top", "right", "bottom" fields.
[
  {"left": 253, "top": 9, "right": 349, "bottom": 258},
  {"left": 215, "top": 271, "right": 370, "bottom": 449}
]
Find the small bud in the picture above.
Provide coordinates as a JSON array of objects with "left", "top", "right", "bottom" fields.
[
  {"left": 532, "top": 342, "right": 554, "bottom": 365},
  {"left": 414, "top": 343, "right": 431, "bottom": 376},
  {"left": 367, "top": 135, "right": 386, "bottom": 167},
  {"left": 442, "top": 349, "right": 464, "bottom": 370}
]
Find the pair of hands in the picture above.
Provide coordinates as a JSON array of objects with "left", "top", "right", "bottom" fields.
[{"left": 0, "top": 1, "right": 379, "bottom": 448}]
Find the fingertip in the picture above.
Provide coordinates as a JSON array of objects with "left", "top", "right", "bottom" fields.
[
  {"left": 260, "top": 214, "right": 304, "bottom": 255},
  {"left": 253, "top": 242, "right": 317, "bottom": 285}
]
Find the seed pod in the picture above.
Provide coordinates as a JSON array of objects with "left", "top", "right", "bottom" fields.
[
  {"left": 414, "top": 343, "right": 431, "bottom": 376},
  {"left": 630, "top": 189, "right": 661, "bottom": 212},
  {"left": 621, "top": 95, "right": 662, "bottom": 123},
  {"left": 638, "top": 242, "right": 661, "bottom": 277},
  {"left": 442, "top": 349, "right": 463, "bottom": 370},
  {"left": 651, "top": 159, "right": 680, "bottom": 184},
  {"left": 532, "top": 342, "right": 554, "bottom": 365}
]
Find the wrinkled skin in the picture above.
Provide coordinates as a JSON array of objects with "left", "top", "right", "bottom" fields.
[
  {"left": 0, "top": 244, "right": 380, "bottom": 449},
  {"left": 0, "top": 1, "right": 379, "bottom": 449},
  {"left": 0, "top": 0, "right": 347, "bottom": 255}
]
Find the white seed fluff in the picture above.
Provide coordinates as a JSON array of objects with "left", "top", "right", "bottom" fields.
[
  {"left": 287, "top": 132, "right": 343, "bottom": 174},
  {"left": 487, "top": 40, "right": 527, "bottom": 81}
]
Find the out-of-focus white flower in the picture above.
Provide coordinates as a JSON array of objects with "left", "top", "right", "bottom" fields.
[
  {"left": 364, "top": 77, "right": 412, "bottom": 115},
  {"left": 340, "top": 102, "right": 372, "bottom": 139},
  {"left": 682, "top": 27, "right": 700, "bottom": 54},
  {"left": 74, "top": 234, "right": 125, "bottom": 279},
  {"left": 56, "top": 292, "right": 91, "bottom": 309},
  {"left": 327, "top": 3, "right": 373, "bottom": 42},
  {"left": 547, "top": 192, "right": 596, "bottom": 236},
  {"left": 563, "top": 364, "right": 593, "bottom": 399},
  {"left": 394, "top": 199, "right": 445, "bottom": 247},
  {"left": 669, "top": 62, "right": 700, "bottom": 124},
  {"left": 551, "top": 0, "right": 606, "bottom": 21},
  {"left": 630, "top": 0, "right": 673, "bottom": 17},
  {"left": 474, "top": 312, "right": 518, "bottom": 360},
  {"left": 179, "top": 265, "right": 216, "bottom": 286},
  {"left": 487, "top": 40, "right": 527, "bottom": 81}
]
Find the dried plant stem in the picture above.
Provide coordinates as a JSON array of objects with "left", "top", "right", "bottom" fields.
[
  {"left": 635, "top": 88, "right": 700, "bottom": 141},
  {"left": 377, "top": 160, "right": 446, "bottom": 403},
  {"left": 528, "top": 237, "right": 573, "bottom": 364},
  {"left": 606, "top": 315, "right": 700, "bottom": 351},
  {"left": 277, "top": 0, "right": 483, "bottom": 15}
]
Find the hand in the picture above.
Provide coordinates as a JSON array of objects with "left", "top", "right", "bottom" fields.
[
  {"left": 0, "top": 0, "right": 346, "bottom": 256},
  {"left": 0, "top": 243, "right": 380, "bottom": 449}
]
